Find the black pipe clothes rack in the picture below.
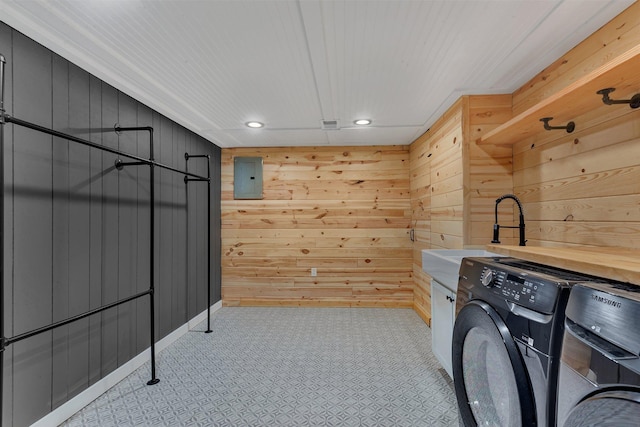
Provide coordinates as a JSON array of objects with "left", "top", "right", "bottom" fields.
[{"left": 0, "top": 53, "right": 213, "bottom": 423}]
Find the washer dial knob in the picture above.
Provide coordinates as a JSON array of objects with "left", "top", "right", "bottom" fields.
[{"left": 481, "top": 269, "right": 495, "bottom": 287}]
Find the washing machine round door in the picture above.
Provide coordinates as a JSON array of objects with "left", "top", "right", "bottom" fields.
[
  {"left": 452, "top": 300, "right": 536, "bottom": 427},
  {"left": 563, "top": 387, "right": 640, "bottom": 427}
]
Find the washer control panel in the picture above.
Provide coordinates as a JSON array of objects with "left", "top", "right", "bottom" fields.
[
  {"left": 480, "top": 266, "right": 553, "bottom": 312},
  {"left": 459, "top": 257, "right": 598, "bottom": 314}
]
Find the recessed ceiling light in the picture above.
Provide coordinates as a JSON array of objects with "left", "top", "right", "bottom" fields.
[
  {"left": 245, "top": 121, "right": 264, "bottom": 128},
  {"left": 354, "top": 119, "right": 372, "bottom": 125}
]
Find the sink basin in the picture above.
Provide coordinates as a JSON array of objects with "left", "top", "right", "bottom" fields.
[{"left": 422, "top": 249, "right": 503, "bottom": 291}]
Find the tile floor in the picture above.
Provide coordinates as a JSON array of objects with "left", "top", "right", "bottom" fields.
[{"left": 61, "top": 307, "right": 458, "bottom": 426}]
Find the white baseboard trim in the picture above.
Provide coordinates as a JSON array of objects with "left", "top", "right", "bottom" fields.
[{"left": 31, "top": 301, "right": 223, "bottom": 427}]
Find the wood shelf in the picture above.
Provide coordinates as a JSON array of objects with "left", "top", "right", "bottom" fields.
[{"left": 479, "top": 44, "right": 640, "bottom": 145}]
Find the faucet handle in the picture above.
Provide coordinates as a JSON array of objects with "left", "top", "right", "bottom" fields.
[{"left": 492, "top": 224, "right": 500, "bottom": 244}]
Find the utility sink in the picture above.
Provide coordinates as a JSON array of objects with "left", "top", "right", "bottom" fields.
[{"left": 422, "top": 249, "right": 503, "bottom": 291}]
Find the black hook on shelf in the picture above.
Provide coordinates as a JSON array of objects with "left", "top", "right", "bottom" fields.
[
  {"left": 540, "top": 117, "right": 575, "bottom": 133},
  {"left": 597, "top": 87, "right": 640, "bottom": 109}
]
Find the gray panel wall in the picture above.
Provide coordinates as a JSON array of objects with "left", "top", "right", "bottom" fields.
[{"left": 0, "top": 23, "right": 222, "bottom": 426}]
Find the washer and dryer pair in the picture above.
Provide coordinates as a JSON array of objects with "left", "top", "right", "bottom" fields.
[{"left": 452, "top": 256, "right": 640, "bottom": 427}]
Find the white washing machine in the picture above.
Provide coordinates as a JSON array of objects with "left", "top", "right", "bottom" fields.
[{"left": 557, "top": 281, "right": 640, "bottom": 426}]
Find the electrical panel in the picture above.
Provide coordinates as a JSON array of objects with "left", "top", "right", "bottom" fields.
[{"left": 233, "top": 157, "right": 263, "bottom": 199}]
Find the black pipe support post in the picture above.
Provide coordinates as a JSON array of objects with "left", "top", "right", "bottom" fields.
[
  {"left": 0, "top": 52, "right": 6, "bottom": 426},
  {"left": 147, "top": 128, "right": 160, "bottom": 385},
  {"left": 113, "top": 126, "right": 160, "bottom": 385},
  {"left": 185, "top": 152, "right": 213, "bottom": 333}
]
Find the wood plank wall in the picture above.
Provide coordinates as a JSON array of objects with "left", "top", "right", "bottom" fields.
[
  {"left": 220, "top": 1, "right": 640, "bottom": 318},
  {"left": 221, "top": 146, "right": 413, "bottom": 307},
  {"left": 513, "top": 102, "right": 640, "bottom": 248},
  {"left": 409, "top": 124, "right": 432, "bottom": 324},
  {"left": 466, "top": 95, "right": 516, "bottom": 246},
  {"left": 429, "top": 100, "right": 465, "bottom": 250},
  {"left": 507, "top": 3, "right": 640, "bottom": 249},
  {"left": 512, "top": 2, "right": 640, "bottom": 117},
  {"left": 1, "top": 23, "right": 221, "bottom": 427},
  {"left": 409, "top": 99, "right": 465, "bottom": 324}
]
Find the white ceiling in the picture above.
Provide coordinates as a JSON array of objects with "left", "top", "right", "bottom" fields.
[{"left": 0, "top": 0, "right": 634, "bottom": 148}]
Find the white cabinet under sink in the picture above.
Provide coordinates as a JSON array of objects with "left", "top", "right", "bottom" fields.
[
  {"left": 421, "top": 249, "right": 501, "bottom": 286},
  {"left": 422, "top": 249, "right": 504, "bottom": 379},
  {"left": 431, "top": 279, "right": 455, "bottom": 378}
]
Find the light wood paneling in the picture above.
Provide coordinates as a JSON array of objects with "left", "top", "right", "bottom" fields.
[
  {"left": 220, "top": 3, "right": 640, "bottom": 318},
  {"left": 480, "top": 41, "right": 640, "bottom": 145},
  {"left": 505, "top": 3, "right": 640, "bottom": 251},
  {"left": 221, "top": 146, "right": 412, "bottom": 307},
  {"left": 408, "top": 94, "right": 518, "bottom": 324},
  {"left": 409, "top": 129, "right": 432, "bottom": 324},
  {"left": 466, "top": 95, "right": 516, "bottom": 246},
  {"left": 512, "top": 2, "right": 640, "bottom": 116},
  {"left": 512, "top": 105, "right": 640, "bottom": 249},
  {"left": 409, "top": 100, "right": 469, "bottom": 324}
]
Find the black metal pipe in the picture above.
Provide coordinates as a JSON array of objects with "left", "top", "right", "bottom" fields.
[
  {"left": 157, "top": 161, "right": 205, "bottom": 180},
  {"left": 115, "top": 125, "right": 153, "bottom": 133},
  {"left": 5, "top": 116, "right": 207, "bottom": 180},
  {"left": 540, "top": 117, "right": 575, "bottom": 133},
  {"left": 184, "top": 177, "right": 208, "bottom": 183},
  {"left": 5, "top": 119, "right": 163, "bottom": 385},
  {"left": 0, "top": 85, "right": 237, "bottom": 397},
  {"left": 0, "top": 52, "right": 6, "bottom": 426},
  {"left": 0, "top": 55, "right": 215, "bottom": 421},
  {"left": 5, "top": 116, "right": 148, "bottom": 163},
  {"left": 147, "top": 128, "right": 159, "bottom": 385},
  {"left": 597, "top": 88, "right": 640, "bottom": 109},
  {"left": 185, "top": 153, "right": 212, "bottom": 333},
  {"left": 6, "top": 290, "right": 151, "bottom": 346},
  {"left": 114, "top": 126, "right": 159, "bottom": 385},
  {"left": 0, "top": 53, "right": 5, "bottom": 122},
  {"left": 0, "top": 62, "right": 174, "bottom": 424},
  {"left": 115, "top": 159, "right": 148, "bottom": 170},
  {"left": 206, "top": 157, "right": 211, "bottom": 333},
  {"left": 1, "top": 118, "right": 163, "bottom": 385}
]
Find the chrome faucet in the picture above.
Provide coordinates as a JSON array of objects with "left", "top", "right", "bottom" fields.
[{"left": 492, "top": 194, "right": 526, "bottom": 246}]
